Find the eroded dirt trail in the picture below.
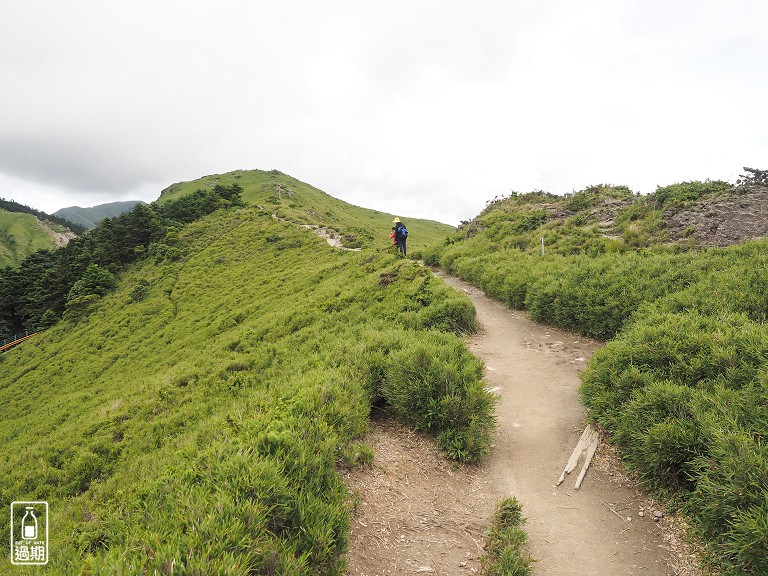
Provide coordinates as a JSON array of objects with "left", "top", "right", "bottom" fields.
[{"left": 345, "top": 273, "right": 681, "bottom": 575}]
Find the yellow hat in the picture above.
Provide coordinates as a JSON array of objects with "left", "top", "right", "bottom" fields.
[{"left": 392, "top": 217, "right": 401, "bottom": 223}]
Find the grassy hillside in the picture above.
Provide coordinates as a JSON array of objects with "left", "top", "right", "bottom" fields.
[
  {"left": 0, "top": 198, "right": 81, "bottom": 267},
  {"left": 0, "top": 202, "right": 494, "bottom": 573},
  {"left": 158, "top": 169, "right": 452, "bottom": 253},
  {"left": 55, "top": 201, "right": 146, "bottom": 229},
  {"left": 0, "top": 210, "right": 60, "bottom": 268},
  {"left": 426, "top": 181, "right": 768, "bottom": 575}
]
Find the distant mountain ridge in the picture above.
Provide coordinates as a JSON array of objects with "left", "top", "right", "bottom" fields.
[{"left": 55, "top": 200, "right": 146, "bottom": 229}]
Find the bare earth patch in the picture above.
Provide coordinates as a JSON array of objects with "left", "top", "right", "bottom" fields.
[
  {"left": 344, "top": 413, "right": 493, "bottom": 575},
  {"left": 301, "top": 224, "right": 361, "bottom": 251}
]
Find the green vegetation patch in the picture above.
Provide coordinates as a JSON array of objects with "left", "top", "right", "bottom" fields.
[
  {"left": 581, "top": 308, "right": 768, "bottom": 575},
  {"left": 452, "top": 184, "right": 645, "bottom": 257},
  {"left": 431, "top": 244, "right": 705, "bottom": 340},
  {"left": 0, "top": 184, "right": 245, "bottom": 340},
  {"left": 654, "top": 180, "right": 731, "bottom": 209},
  {"left": 481, "top": 497, "right": 534, "bottom": 576},
  {"left": 437, "top": 180, "right": 751, "bottom": 260},
  {"left": 0, "top": 206, "right": 493, "bottom": 574}
]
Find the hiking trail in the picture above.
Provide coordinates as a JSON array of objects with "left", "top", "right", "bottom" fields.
[{"left": 344, "top": 272, "right": 701, "bottom": 576}]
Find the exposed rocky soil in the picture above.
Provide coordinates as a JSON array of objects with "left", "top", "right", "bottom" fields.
[
  {"left": 35, "top": 218, "right": 77, "bottom": 247},
  {"left": 664, "top": 185, "right": 768, "bottom": 246}
]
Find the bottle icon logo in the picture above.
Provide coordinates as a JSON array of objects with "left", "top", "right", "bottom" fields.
[
  {"left": 22, "top": 507, "right": 38, "bottom": 540},
  {"left": 10, "top": 501, "right": 48, "bottom": 565}
]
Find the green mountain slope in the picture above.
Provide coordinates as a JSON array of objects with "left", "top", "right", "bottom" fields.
[
  {"left": 0, "top": 210, "right": 70, "bottom": 268},
  {"left": 54, "top": 201, "right": 146, "bottom": 229},
  {"left": 159, "top": 169, "right": 452, "bottom": 253},
  {"left": 0, "top": 198, "right": 493, "bottom": 573}
]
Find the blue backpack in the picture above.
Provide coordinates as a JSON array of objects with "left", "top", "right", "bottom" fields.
[{"left": 398, "top": 225, "right": 408, "bottom": 238}]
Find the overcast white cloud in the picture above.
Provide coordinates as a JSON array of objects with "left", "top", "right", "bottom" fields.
[{"left": 1, "top": 0, "right": 766, "bottom": 224}]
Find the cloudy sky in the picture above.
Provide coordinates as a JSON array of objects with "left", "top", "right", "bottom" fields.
[{"left": 1, "top": 1, "right": 766, "bottom": 225}]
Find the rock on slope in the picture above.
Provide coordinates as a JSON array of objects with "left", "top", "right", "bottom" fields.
[{"left": 664, "top": 185, "right": 768, "bottom": 246}]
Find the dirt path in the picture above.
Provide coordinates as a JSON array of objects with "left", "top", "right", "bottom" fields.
[{"left": 344, "top": 273, "right": 690, "bottom": 575}]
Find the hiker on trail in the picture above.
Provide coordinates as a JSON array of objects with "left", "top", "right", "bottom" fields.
[{"left": 392, "top": 218, "right": 408, "bottom": 256}]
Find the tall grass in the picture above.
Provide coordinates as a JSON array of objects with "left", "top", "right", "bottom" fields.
[{"left": 0, "top": 207, "right": 494, "bottom": 574}]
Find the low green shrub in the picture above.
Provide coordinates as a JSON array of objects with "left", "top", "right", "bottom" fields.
[
  {"left": 352, "top": 329, "right": 496, "bottom": 463},
  {"left": 581, "top": 310, "right": 768, "bottom": 427},
  {"left": 482, "top": 497, "right": 534, "bottom": 576},
  {"left": 611, "top": 381, "right": 703, "bottom": 493},
  {"left": 415, "top": 297, "right": 477, "bottom": 333},
  {"left": 522, "top": 252, "right": 693, "bottom": 339},
  {"left": 684, "top": 422, "right": 768, "bottom": 575}
]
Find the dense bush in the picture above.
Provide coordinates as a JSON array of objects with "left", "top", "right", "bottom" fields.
[
  {"left": 524, "top": 252, "right": 702, "bottom": 339},
  {"left": 438, "top": 244, "right": 708, "bottom": 340},
  {"left": 381, "top": 333, "right": 495, "bottom": 462},
  {"left": 580, "top": 309, "right": 768, "bottom": 574}
]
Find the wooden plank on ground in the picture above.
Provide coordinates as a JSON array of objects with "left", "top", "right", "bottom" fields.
[
  {"left": 557, "top": 424, "right": 597, "bottom": 486},
  {"left": 557, "top": 424, "right": 600, "bottom": 488},
  {"left": 574, "top": 432, "right": 600, "bottom": 489}
]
